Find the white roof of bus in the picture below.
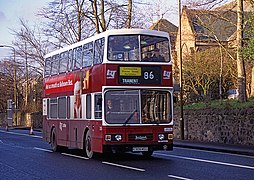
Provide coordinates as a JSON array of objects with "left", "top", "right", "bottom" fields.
[{"left": 44, "top": 29, "right": 170, "bottom": 58}]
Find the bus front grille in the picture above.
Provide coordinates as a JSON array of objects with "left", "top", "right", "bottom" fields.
[{"left": 128, "top": 134, "right": 153, "bottom": 141}]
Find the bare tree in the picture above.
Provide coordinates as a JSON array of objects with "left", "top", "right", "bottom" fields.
[
  {"left": 12, "top": 19, "right": 47, "bottom": 76},
  {"left": 0, "top": 61, "right": 14, "bottom": 112},
  {"left": 183, "top": 48, "right": 236, "bottom": 101},
  {"left": 39, "top": 0, "right": 91, "bottom": 47},
  {"left": 184, "top": 0, "right": 228, "bottom": 9}
]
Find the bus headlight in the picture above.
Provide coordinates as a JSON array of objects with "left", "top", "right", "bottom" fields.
[
  {"left": 158, "top": 134, "right": 165, "bottom": 140},
  {"left": 115, "top": 134, "right": 122, "bottom": 141}
]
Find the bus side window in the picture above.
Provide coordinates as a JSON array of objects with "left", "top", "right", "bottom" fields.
[
  {"left": 67, "top": 96, "right": 70, "bottom": 119},
  {"left": 94, "top": 94, "right": 102, "bottom": 119},
  {"left": 68, "top": 50, "right": 73, "bottom": 71},
  {"left": 59, "top": 51, "right": 68, "bottom": 73},
  {"left": 83, "top": 42, "right": 93, "bottom": 67},
  {"left": 47, "top": 99, "right": 50, "bottom": 119},
  {"left": 44, "top": 57, "right": 51, "bottom": 77},
  {"left": 49, "top": 98, "right": 57, "bottom": 119},
  {"left": 86, "top": 94, "right": 91, "bottom": 119},
  {"left": 94, "top": 38, "right": 105, "bottom": 65},
  {"left": 58, "top": 97, "right": 67, "bottom": 119}
]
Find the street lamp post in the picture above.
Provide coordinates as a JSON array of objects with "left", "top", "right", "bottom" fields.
[
  {"left": 0, "top": 45, "right": 17, "bottom": 127},
  {"left": 178, "top": 0, "right": 184, "bottom": 140}
]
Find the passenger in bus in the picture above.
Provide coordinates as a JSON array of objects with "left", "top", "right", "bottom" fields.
[
  {"left": 74, "top": 81, "right": 82, "bottom": 118},
  {"left": 151, "top": 49, "right": 164, "bottom": 61},
  {"left": 106, "top": 99, "right": 113, "bottom": 115},
  {"left": 142, "top": 52, "right": 152, "bottom": 61},
  {"left": 142, "top": 106, "right": 149, "bottom": 123}
]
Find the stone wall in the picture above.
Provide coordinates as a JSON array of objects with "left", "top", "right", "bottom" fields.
[
  {"left": 174, "top": 108, "right": 254, "bottom": 146},
  {"left": 0, "top": 112, "right": 42, "bottom": 128}
]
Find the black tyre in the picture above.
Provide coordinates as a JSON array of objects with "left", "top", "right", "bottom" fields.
[
  {"left": 142, "top": 150, "right": 153, "bottom": 157},
  {"left": 84, "top": 130, "right": 93, "bottom": 158},
  {"left": 51, "top": 128, "right": 60, "bottom": 152}
]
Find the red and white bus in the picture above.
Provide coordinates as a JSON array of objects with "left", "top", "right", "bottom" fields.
[{"left": 43, "top": 29, "right": 173, "bottom": 158}]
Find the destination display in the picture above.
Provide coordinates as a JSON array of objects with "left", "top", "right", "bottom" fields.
[{"left": 119, "top": 66, "right": 161, "bottom": 85}]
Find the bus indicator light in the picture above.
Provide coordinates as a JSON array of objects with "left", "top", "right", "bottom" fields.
[{"left": 105, "top": 135, "right": 111, "bottom": 141}]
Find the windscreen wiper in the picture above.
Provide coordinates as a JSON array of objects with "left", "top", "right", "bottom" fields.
[{"left": 123, "top": 109, "right": 137, "bottom": 125}]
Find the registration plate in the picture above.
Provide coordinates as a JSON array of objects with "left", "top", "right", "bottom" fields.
[{"left": 132, "top": 147, "right": 148, "bottom": 152}]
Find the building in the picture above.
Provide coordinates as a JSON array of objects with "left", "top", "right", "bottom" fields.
[{"left": 175, "top": 0, "right": 254, "bottom": 67}]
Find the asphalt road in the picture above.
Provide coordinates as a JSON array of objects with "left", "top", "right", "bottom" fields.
[{"left": 0, "top": 129, "right": 254, "bottom": 180}]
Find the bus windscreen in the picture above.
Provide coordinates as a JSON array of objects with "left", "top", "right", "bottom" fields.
[{"left": 105, "top": 90, "right": 172, "bottom": 124}]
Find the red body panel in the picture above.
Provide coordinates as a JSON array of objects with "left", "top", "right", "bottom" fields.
[{"left": 43, "top": 63, "right": 173, "bottom": 153}]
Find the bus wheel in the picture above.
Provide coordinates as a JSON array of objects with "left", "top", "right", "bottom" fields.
[
  {"left": 51, "top": 128, "right": 59, "bottom": 152},
  {"left": 142, "top": 151, "right": 153, "bottom": 157},
  {"left": 84, "top": 130, "right": 93, "bottom": 158}
]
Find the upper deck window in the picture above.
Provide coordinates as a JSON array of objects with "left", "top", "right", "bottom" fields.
[
  {"left": 51, "top": 54, "right": 60, "bottom": 75},
  {"left": 44, "top": 57, "right": 51, "bottom": 77},
  {"left": 108, "top": 35, "right": 170, "bottom": 62},
  {"left": 83, "top": 42, "right": 93, "bottom": 67},
  {"left": 59, "top": 51, "right": 69, "bottom": 73},
  {"left": 94, "top": 38, "right": 105, "bottom": 65},
  {"left": 72, "top": 46, "right": 82, "bottom": 70}
]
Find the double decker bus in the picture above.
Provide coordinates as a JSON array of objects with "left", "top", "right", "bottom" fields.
[{"left": 43, "top": 29, "right": 173, "bottom": 158}]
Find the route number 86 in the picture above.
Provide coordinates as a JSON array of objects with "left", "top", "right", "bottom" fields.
[{"left": 144, "top": 71, "right": 154, "bottom": 80}]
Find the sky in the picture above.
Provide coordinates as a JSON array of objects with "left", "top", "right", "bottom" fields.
[
  {"left": 0, "top": 0, "right": 50, "bottom": 57},
  {"left": 0, "top": 0, "right": 178, "bottom": 58}
]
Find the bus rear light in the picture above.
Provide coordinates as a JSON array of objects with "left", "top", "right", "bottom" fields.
[
  {"left": 168, "top": 134, "right": 173, "bottom": 140},
  {"left": 105, "top": 135, "right": 111, "bottom": 141}
]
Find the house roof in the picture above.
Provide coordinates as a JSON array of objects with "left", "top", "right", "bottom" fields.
[
  {"left": 184, "top": 4, "right": 253, "bottom": 42},
  {"left": 150, "top": 19, "right": 178, "bottom": 33},
  {"left": 184, "top": 7, "right": 238, "bottom": 42},
  {"left": 149, "top": 19, "right": 178, "bottom": 42}
]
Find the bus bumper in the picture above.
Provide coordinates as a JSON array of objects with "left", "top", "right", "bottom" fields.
[{"left": 103, "top": 143, "right": 173, "bottom": 153}]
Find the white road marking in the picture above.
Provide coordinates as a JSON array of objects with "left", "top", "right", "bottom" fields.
[
  {"left": 0, "top": 162, "right": 15, "bottom": 170},
  {"left": 0, "top": 130, "right": 42, "bottom": 138},
  {"left": 61, "top": 153, "right": 89, "bottom": 160},
  {"left": 34, "top": 147, "right": 53, "bottom": 153},
  {"left": 155, "top": 153, "right": 254, "bottom": 170},
  {"left": 168, "top": 175, "right": 193, "bottom": 180},
  {"left": 174, "top": 147, "right": 254, "bottom": 159},
  {"left": 0, "top": 140, "right": 3, "bottom": 143},
  {"left": 102, "top": 161, "right": 145, "bottom": 172}
]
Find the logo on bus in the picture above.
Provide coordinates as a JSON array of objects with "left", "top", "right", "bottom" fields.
[
  {"left": 163, "top": 71, "right": 171, "bottom": 80},
  {"left": 135, "top": 135, "right": 147, "bottom": 141},
  {"left": 107, "top": 69, "right": 116, "bottom": 79}
]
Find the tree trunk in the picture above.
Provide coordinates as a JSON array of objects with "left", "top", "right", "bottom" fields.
[
  {"left": 236, "top": 0, "right": 246, "bottom": 102},
  {"left": 100, "top": 0, "right": 106, "bottom": 32},
  {"left": 76, "top": 0, "right": 83, "bottom": 41},
  {"left": 126, "top": 0, "right": 132, "bottom": 28},
  {"left": 92, "top": 0, "right": 100, "bottom": 34}
]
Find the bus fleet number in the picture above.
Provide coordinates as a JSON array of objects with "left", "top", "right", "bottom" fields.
[{"left": 143, "top": 71, "right": 154, "bottom": 80}]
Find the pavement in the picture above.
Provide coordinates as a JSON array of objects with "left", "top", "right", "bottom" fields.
[
  {"left": 174, "top": 139, "right": 254, "bottom": 156},
  {"left": 1, "top": 126, "right": 253, "bottom": 156}
]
